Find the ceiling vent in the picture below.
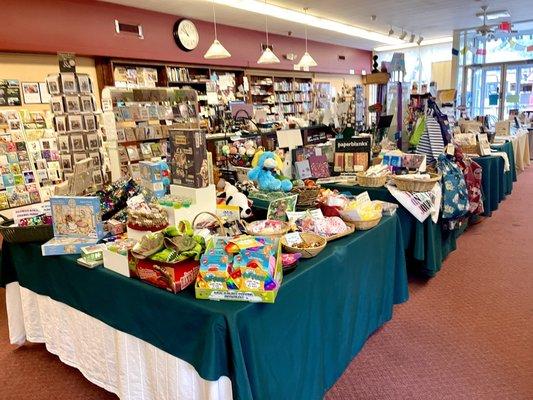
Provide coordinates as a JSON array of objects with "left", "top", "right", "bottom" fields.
[{"left": 114, "top": 20, "right": 144, "bottom": 39}]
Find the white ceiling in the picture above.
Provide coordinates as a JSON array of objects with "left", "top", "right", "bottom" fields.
[{"left": 102, "top": 0, "right": 533, "bottom": 50}]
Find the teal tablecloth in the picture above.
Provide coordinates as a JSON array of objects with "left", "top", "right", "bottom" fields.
[
  {"left": 491, "top": 141, "right": 516, "bottom": 196},
  {"left": 0, "top": 215, "right": 408, "bottom": 400},
  {"left": 323, "top": 184, "right": 466, "bottom": 278},
  {"left": 473, "top": 149, "right": 512, "bottom": 216}
]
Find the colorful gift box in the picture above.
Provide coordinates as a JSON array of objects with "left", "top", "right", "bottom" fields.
[
  {"left": 49, "top": 196, "right": 105, "bottom": 240},
  {"left": 41, "top": 237, "right": 99, "bottom": 256}
]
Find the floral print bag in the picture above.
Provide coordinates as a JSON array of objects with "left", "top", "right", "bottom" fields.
[{"left": 437, "top": 154, "right": 469, "bottom": 220}]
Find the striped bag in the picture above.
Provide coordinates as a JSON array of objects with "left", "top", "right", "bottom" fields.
[{"left": 416, "top": 115, "right": 445, "bottom": 163}]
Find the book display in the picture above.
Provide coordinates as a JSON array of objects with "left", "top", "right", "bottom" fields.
[
  {"left": 46, "top": 72, "right": 105, "bottom": 189},
  {"left": 100, "top": 87, "right": 200, "bottom": 181}
]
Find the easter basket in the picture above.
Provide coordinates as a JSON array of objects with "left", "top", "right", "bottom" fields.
[
  {"left": 352, "top": 217, "right": 382, "bottom": 230},
  {"left": 244, "top": 219, "right": 291, "bottom": 237},
  {"left": 324, "top": 223, "right": 355, "bottom": 242},
  {"left": 391, "top": 173, "right": 441, "bottom": 193},
  {"left": 356, "top": 172, "right": 388, "bottom": 188},
  {"left": 281, "top": 232, "right": 326, "bottom": 258},
  {"left": 0, "top": 215, "right": 54, "bottom": 244},
  {"left": 192, "top": 212, "right": 227, "bottom": 236}
]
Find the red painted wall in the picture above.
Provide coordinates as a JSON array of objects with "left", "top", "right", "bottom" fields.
[{"left": 0, "top": 0, "right": 371, "bottom": 74}]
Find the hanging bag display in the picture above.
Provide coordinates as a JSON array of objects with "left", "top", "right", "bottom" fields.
[
  {"left": 428, "top": 99, "right": 452, "bottom": 145},
  {"left": 416, "top": 115, "right": 445, "bottom": 163},
  {"left": 454, "top": 147, "right": 484, "bottom": 215},
  {"left": 437, "top": 154, "right": 469, "bottom": 220}
]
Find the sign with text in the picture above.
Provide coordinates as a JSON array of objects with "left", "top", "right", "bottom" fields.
[
  {"left": 302, "top": 127, "right": 329, "bottom": 145},
  {"left": 335, "top": 137, "right": 371, "bottom": 153}
]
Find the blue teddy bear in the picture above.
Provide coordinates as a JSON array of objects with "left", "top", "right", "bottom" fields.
[{"left": 247, "top": 151, "right": 293, "bottom": 192}]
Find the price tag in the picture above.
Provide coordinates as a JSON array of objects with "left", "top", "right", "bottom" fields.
[
  {"left": 284, "top": 232, "right": 303, "bottom": 246},
  {"left": 446, "top": 143, "right": 455, "bottom": 156},
  {"left": 355, "top": 191, "right": 371, "bottom": 205}
]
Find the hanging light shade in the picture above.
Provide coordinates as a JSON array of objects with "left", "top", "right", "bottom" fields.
[
  {"left": 204, "top": 0, "right": 231, "bottom": 59},
  {"left": 258, "top": 47, "right": 281, "bottom": 64},
  {"left": 257, "top": 1, "right": 280, "bottom": 64},
  {"left": 297, "top": 8, "right": 318, "bottom": 68}
]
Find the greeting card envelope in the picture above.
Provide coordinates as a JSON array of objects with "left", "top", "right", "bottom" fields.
[
  {"left": 50, "top": 196, "right": 104, "bottom": 239},
  {"left": 308, "top": 155, "right": 330, "bottom": 178}
]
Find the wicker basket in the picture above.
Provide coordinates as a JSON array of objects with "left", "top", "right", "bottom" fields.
[
  {"left": 353, "top": 217, "right": 381, "bottom": 231},
  {"left": 292, "top": 186, "right": 321, "bottom": 207},
  {"left": 356, "top": 172, "right": 388, "bottom": 188},
  {"left": 192, "top": 212, "right": 227, "bottom": 236},
  {"left": 391, "top": 173, "right": 441, "bottom": 193},
  {"left": 281, "top": 232, "right": 326, "bottom": 258},
  {"left": 0, "top": 215, "right": 54, "bottom": 244}
]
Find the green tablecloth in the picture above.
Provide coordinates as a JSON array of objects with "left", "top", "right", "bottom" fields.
[
  {"left": 473, "top": 151, "right": 511, "bottom": 216},
  {"left": 491, "top": 141, "right": 517, "bottom": 195},
  {"left": 0, "top": 215, "right": 408, "bottom": 400},
  {"left": 323, "top": 184, "right": 466, "bottom": 278}
]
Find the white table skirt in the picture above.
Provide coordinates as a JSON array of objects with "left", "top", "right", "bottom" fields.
[
  {"left": 5, "top": 282, "right": 233, "bottom": 400},
  {"left": 511, "top": 130, "right": 530, "bottom": 171}
]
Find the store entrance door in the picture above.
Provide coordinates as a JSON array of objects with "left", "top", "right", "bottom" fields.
[
  {"left": 467, "top": 65, "right": 503, "bottom": 120},
  {"left": 503, "top": 63, "right": 533, "bottom": 118}
]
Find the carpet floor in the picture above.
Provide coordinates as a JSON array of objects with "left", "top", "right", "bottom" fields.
[{"left": 1, "top": 168, "right": 532, "bottom": 400}]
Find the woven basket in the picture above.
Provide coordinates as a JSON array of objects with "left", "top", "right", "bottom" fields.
[
  {"left": 292, "top": 186, "right": 321, "bottom": 207},
  {"left": 281, "top": 232, "right": 326, "bottom": 258},
  {"left": 460, "top": 144, "right": 480, "bottom": 155},
  {"left": 356, "top": 172, "right": 388, "bottom": 188},
  {"left": 0, "top": 215, "right": 54, "bottom": 243},
  {"left": 244, "top": 220, "right": 290, "bottom": 237},
  {"left": 192, "top": 212, "right": 227, "bottom": 236},
  {"left": 391, "top": 173, "right": 441, "bottom": 193},
  {"left": 353, "top": 217, "right": 381, "bottom": 231}
]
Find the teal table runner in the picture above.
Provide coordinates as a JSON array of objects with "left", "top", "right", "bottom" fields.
[
  {"left": 0, "top": 215, "right": 408, "bottom": 400},
  {"left": 323, "top": 184, "right": 466, "bottom": 278}
]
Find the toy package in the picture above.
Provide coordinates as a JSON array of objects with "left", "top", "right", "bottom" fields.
[
  {"left": 139, "top": 160, "right": 170, "bottom": 198},
  {"left": 169, "top": 129, "right": 208, "bottom": 189},
  {"left": 195, "top": 235, "right": 282, "bottom": 303}
]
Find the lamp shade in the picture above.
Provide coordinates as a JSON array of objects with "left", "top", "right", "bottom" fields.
[
  {"left": 204, "top": 39, "right": 231, "bottom": 59},
  {"left": 257, "top": 47, "right": 281, "bottom": 64},
  {"left": 298, "top": 51, "right": 318, "bottom": 68}
]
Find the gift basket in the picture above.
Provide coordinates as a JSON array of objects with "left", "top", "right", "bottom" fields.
[
  {"left": 280, "top": 232, "right": 326, "bottom": 259},
  {"left": 391, "top": 173, "right": 441, "bottom": 192},
  {"left": 356, "top": 165, "right": 390, "bottom": 188}
]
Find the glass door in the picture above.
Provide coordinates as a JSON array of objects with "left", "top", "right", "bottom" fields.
[
  {"left": 467, "top": 65, "right": 503, "bottom": 119},
  {"left": 503, "top": 63, "right": 533, "bottom": 118}
]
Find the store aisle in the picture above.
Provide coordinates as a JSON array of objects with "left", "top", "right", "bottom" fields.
[
  {"left": 326, "top": 167, "right": 533, "bottom": 400},
  {"left": 0, "top": 169, "right": 531, "bottom": 400}
]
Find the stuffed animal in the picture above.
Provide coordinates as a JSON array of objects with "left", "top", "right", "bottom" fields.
[
  {"left": 248, "top": 150, "right": 293, "bottom": 192},
  {"left": 216, "top": 179, "right": 239, "bottom": 200},
  {"left": 226, "top": 192, "right": 253, "bottom": 219}
]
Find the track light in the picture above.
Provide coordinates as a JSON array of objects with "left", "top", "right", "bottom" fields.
[
  {"left": 417, "top": 36, "right": 423, "bottom": 45},
  {"left": 388, "top": 27, "right": 394, "bottom": 36},
  {"left": 409, "top": 33, "right": 415, "bottom": 43},
  {"left": 399, "top": 30, "right": 407, "bottom": 40}
]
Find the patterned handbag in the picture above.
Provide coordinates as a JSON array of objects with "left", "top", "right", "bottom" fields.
[
  {"left": 454, "top": 147, "right": 484, "bottom": 215},
  {"left": 437, "top": 154, "right": 469, "bottom": 220}
]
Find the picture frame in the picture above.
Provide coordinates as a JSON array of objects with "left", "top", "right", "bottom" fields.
[
  {"left": 86, "top": 133, "right": 99, "bottom": 150},
  {"left": 55, "top": 115, "right": 67, "bottom": 133},
  {"left": 58, "top": 135, "right": 70, "bottom": 152},
  {"left": 64, "top": 95, "right": 80, "bottom": 113},
  {"left": 77, "top": 74, "right": 92, "bottom": 93},
  {"left": 93, "top": 170, "right": 103, "bottom": 185},
  {"left": 21, "top": 82, "right": 41, "bottom": 104},
  {"left": 73, "top": 152, "right": 88, "bottom": 164},
  {"left": 70, "top": 134, "right": 85, "bottom": 151},
  {"left": 83, "top": 114, "right": 97, "bottom": 131},
  {"left": 60, "top": 154, "right": 72, "bottom": 172},
  {"left": 46, "top": 74, "right": 61, "bottom": 95},
  {"left": 80, "top": 95, "right": 94, "bottom": 112},
  {"left": 60, "top": 72, "right": 77, "bottom": 94},
  {"left": 89, "top": 151, "right": 100, "bottom": 167},
  {"left": 51, "top": 96, "right": 64, "bottom": 113},
  {"left": 68, "top": 115, "right": 84, "bottom": 132}
]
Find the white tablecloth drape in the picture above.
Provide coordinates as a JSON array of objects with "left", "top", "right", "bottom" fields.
[
  {"left": 512, "top": 130, "right": 530, "bottom": 171},
  {"left": 5, "top": 282, "right": 233, "bottom": 400}
]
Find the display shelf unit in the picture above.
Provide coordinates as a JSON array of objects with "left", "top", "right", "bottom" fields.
[{"left": 100, "top": 86, "right": 200, "bottom": 181}]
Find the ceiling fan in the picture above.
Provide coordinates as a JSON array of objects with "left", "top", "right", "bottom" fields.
[{"left": 476, "top": 6, "right": 495, "bottom": 38}]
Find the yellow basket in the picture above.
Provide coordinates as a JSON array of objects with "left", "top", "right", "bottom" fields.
[{"left": 391, "top": 173, "right": 441, "bottom": 193}]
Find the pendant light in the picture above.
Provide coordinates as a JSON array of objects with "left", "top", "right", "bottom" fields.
[
  {"left": 257, "top": 0, "right": 280, "bottom": 64},
  {"left": 297, "top": 8, "right": 317, "bottom": 68},
  {"left": 204, "top": 0, "right": 231, "bottom": 59}
]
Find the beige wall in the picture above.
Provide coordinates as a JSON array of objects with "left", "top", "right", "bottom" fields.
[
  {"left": 0, "top": 52, "right": 99, "bottom": 112},
  {"left": 314, "top": 73, "right": 363, "bottom": 96},
  {"left": 431, "top": 60, "right": 452, "bottom": 90}
]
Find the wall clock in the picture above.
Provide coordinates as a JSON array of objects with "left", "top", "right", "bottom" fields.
[{"left": 173, "top": 19, "right": 199, "bottom": 52}]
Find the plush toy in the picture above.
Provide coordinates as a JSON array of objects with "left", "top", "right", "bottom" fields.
[
  {"left": 226, "top": 192, "right": 253, "bottom": 219},
  {"left": 216, "top": 179, "right": 239, "bottom": 200},
  {"left": 248, "top": 150, "right": 293, "bottom": 192}
]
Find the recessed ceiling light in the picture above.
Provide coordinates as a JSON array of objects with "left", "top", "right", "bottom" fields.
[
  {"left": 476, "top": 9, "right": 511, "bottom": 20},
  {"left": 213, "top": 0, "right": 403, "bottom": 45}
]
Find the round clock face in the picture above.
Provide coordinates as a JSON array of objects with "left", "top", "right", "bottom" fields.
[{"left": 174, "top": 19, "right": 199, "bottom": 51}]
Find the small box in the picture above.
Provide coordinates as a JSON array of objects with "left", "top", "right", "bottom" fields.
[
  {"left": 169, "top": 130, "right": 209, "bottom": 188},
  {"left": 50, "top": 196, "right": 104, "bottom": 240},
  {"left": 102, "top": 247, "right": 130, "bottom": 277},
  {"left": 139, "top": 161, "right": 166, "bottom": 197},
  {"left": 42, "top": 237, "right": 99, "bottom": 256}
]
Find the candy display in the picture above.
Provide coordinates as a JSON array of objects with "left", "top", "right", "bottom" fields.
[
  {"left": 281, "top": 232, "right": 326, "bottom": 259},
  {"left": 195, "top": 235, "right": 282, "bottom": 303}
]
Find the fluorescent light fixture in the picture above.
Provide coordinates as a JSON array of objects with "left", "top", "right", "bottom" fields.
[
  {"left": 204, "top": 0, "right": 231, "bottom": 59},
  {"left": 258, "top": 47, "right": 280, "bottom": 64},
  {"left": 213, "top": 0, "right": 404, "bottom": 45},
  {"left": 374, "top": 36, "right": 452, "bottom": 52},
  {"left": 476, "top": 10, "right": 511, "bottom": 20}
]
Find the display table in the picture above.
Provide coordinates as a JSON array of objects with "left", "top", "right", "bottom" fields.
[
  {"left": 322, "top": 184, "right": 466, "bottom": 277},
  {"left": 1, "top": 215, "right": 408, "bottom": 400},
  {"left": 491, "top": 141, "right": 516, "bottom": 197},
  {"left": 509, "top": 130, "right": 530, "bottom": 171},
  {"left": 473, "top": 152, "right": 510, "bottom": 216}
]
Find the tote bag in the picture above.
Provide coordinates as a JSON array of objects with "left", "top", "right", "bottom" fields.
[
  {"left": 416, "top": 115, "right": 445, "bottom": 163},
  {"left": 409, "top": 115, "right": 426, "bottom": 146},
  {"left": 437, "top": 154, "right": 469, "bottom": 220}
]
